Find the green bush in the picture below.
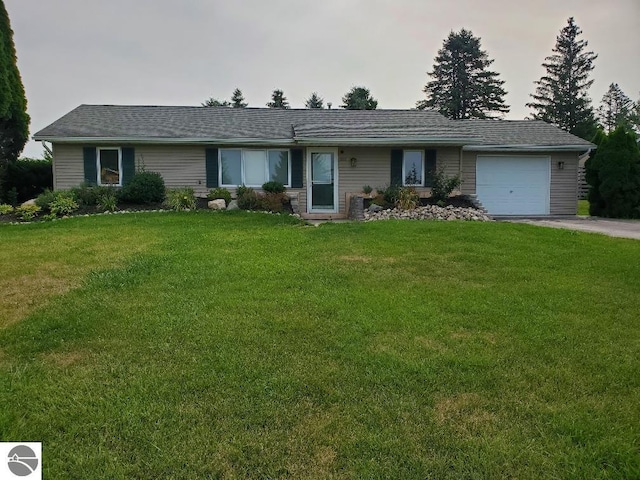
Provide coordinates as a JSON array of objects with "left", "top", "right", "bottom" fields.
[
  {"left": 207, "top": 187, "right": 232, "bottom": 206},
  {"left": 72, "top": 183, "right": 116, "bottom": 206},
  {"left": 97, "top": 192, "right": 118, "bottom": 212},
  {"left": 164, "top": 188, "right": 196, "bottom": 211},
  {"left": 35, "top": 189, "right": 57, "bottom": 211},
  {"left": 15, "top": 204, "right": 41, "bottom": 221},
  {"left": 586, "top": 127, "right": 640, "bottom": 218},
  {"left": 119, "top": 171, "right": 165, "bottom": 204},
  {"left": 236, "top": 185, "right": 251, "bottom": 197},
  {"left": 258, "top": 192, "right": 289, "bottom": 213},
  {"left": 49, "top": 195, "right": 79, "bottom": 216},
  {"left": 4, "top": 158, "right": 53, "bottom": 203},
  {"left": 0, "top": 204, "right": 14, "bottom": 215},
  {"left": 379, "top": 184, "right": 401, "bottom": 206},
  {"left": 237, "top": 188, "right": 260, "bottom": 210},
  {"left": 362, "top": 185, "right": 373, "bottom": 195},
  {"left": 396, "top": 187, "right": 419, "bottom": 210},
  {"left": 430, "top": 169, "right": 461, "bottom": 204},
  {"left": 262, "top": 181, "right": 285, "bottom": 194}
]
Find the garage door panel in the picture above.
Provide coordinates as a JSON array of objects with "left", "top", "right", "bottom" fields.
[{"left": 476, "top": 156, "right": 550, "bottom": 215}]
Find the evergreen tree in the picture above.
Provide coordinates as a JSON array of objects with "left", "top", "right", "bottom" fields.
[
  {"left": 266, "top": 89, "right": 289, "bottom": 109},
  {"left": 585, "top": 127, "right": 640, "bottom": 218},
  {"left": 0, "top": 0, "right": 30, "bottom": 201},
  {"left": 416, "top": 29, "right": 509, "bottom": 119},
  {"left": 231, "top": 88, "right": 247, "bottom": 108},
  {"left": 527, "top": 17, "right": 598, "bottom": 140},
  {"left": 305, "top": 92, "right": 324, "bottom": 109},
  {"left": 341, "top": 87, "right": 377, "bottom": 110},
  {"left": 201, "top": 97, "right": 230, "bottom": 107},
  {"left": 597, "top": 83, "right": 634, "bottom": 133}
]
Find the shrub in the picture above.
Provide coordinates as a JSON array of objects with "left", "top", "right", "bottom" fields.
[
  {"left": 236, "top": 185, "right": 251, "bottom": 197},
  {"left": 362, "top": 185, "right": 373, "bottom": 195},
  {"left": 0, "top": 204, "right": 13, "bottom": 215},
  {"left": 119, "top": 171, "right": 165, "bottom": 204},
  {"left": 164, "top": 188, "right": 196, "bottom": 211},
  {"left": 72, "top": 183, "right": 115, "bottom": 206},
  {"left": 15, "top": 204, "right": 41, "bottom": 221},
  {"left": 35, "top": 189, "right": 57, "bottom": 211},
  {"left": 382, "top": 184, "right": 401, "bottom": 205},
  {"left": 4, "top": 158, "right": 53, "bottom": 203},
  {"left": 262, "top": 181, "right": 285, "bottom": 194},
  {"left": 586, "top": 127, "right": 640, "bottom": 218},
  {"left": 97, "top": 192, "right": 118, "bottom": 212},
  {"left": 396, "top": 187, "right": 419, "bottom": 210},
  {"left": 49, "top": 195, "right": 79, "bottom": 216},
  {"left": 258, "top": 192, "right": 289, "bottom": 213},
  {"left": 430, "top": 169, "right": 461, "bottom": 204},
  {"left": 207, "top": 187, "right": 232, "bottom": 206},
  {"left": 237, "top": 187, "right": 260, "bottom": 210}
]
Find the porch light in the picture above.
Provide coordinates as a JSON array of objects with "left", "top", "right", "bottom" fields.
[
  {"left": 557, "top": 161, "right": 565, "bottom": 170},
  {"left": 350, "top": 157, "right": 357, "bottom": 168}
]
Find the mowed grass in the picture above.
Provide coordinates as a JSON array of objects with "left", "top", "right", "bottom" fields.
[
  {"left": 1, "top": 212, "right": 639, "bottom": 479},
  {"left": 578, "top": 199, "right": 590, "bottom": 216}
]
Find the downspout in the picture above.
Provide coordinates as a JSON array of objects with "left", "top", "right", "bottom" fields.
[
  {"left": 41, "top": 141, "right": 53, "bottom": 157},
  {"left": 458, "top": 146, "right": 463, "bottom": 193}
]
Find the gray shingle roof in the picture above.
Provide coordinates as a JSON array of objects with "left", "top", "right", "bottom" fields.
[{"left": 33, "top": 104, "right": 594, "bottom": 149}]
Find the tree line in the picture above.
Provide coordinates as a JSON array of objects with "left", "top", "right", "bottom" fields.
[{"left": 203, "top": 18, "right": 639, "bottom": 142}]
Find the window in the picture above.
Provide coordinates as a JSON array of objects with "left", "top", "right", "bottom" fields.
[
  {"left": 403, "top": 150, "right": 423, "bottom": 186},
  {"left": 220, "top": 149, "right": 290, "bottom": 187},
  {"left": 98, "top": 148, "right": 122, "bottom": 186}
]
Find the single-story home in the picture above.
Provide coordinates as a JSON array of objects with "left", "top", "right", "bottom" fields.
[{"left": 33, "top": 105, "right": 594, "bottom": 218}]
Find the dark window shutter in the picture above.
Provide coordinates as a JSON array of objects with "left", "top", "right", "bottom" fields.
[
  {"left": 290, "top": 148, "right": 303, "bottom": 188},
  {"left": 390, "top": 149, "right": 403, "bottom": 185},
  {"left": 205, "top": 148, "right": 219, "bottom": 188},
  {"left": 83, "top": 147, "right": 97, "bottom": 185},
  {"left": 424, "top": 149, "right": 437, "bottom": 187},
  {"left": 121, "top": 147, "right": 135, "bottom": 185}
]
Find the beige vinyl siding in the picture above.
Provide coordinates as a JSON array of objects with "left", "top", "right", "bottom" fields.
[
  {"left": 52, "top": 144, "right": 85, "bottom": 189},
  {"left": 461, "top": 152, "right": 477, "bottom": 195},
  {"left": 134, "top": 145, "right": 207, "bottom": 196},
  {"left": 550, "top": 152, "right": 579, "bottom": 215}
]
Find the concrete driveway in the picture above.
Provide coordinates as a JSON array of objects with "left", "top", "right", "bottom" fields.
[{"left": 506, "top": 217, "right": 640, "bottom": 240}]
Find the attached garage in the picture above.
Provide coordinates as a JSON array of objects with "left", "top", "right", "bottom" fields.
[{"left": 476, "top": 156, "right": 550, "bottom": 215}]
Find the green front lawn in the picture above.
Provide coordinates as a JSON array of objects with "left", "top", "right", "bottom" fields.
[{"left": 1, "top": 212, "right": 639, "bottom": 478}]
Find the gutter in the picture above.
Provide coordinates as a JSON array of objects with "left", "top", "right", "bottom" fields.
[
  {"left": 32, "top": 136, "right": 296, "bottom": 146},
  {"left": 463, "top": 144, "right": 596, "bottom": 152}
]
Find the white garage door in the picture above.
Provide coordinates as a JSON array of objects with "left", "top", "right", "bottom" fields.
[{"left": 476, "top": 156, "right": 550, "bottom": 215}]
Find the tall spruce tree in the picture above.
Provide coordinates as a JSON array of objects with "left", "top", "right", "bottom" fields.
[
  {"left": 231, "top": 88, "right": 247, "bottom": 108},
  {"left": 266, "top": 89, "right": 289, "bottom": 109},
  {"left": 598, "top": 83, "right": 634, "bottom": 133},
  {"left": 0, "top": 0, "right": 30, "bottom": 200},
  {"left": 527, "top": 17, "right": 598, "bottom": 140},
  {"left": 416, "top": 29, "right": 509, "bottom": 119},
  {"left": 305, "top": 92, "right": 324, "bottom": 109},
  {"left": 340, "top": 87, "right": 377, "bottom": 110}
]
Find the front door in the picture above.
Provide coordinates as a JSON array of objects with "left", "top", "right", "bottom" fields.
[{"left": 308, "top": 148, "right": 338, "bottom": 213}]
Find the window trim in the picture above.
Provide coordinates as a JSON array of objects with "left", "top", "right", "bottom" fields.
[
  {"left": 218, "top": 148, "right": 291, "bottom": 188},
  {"left": 96, "top": 147, "right": 123, "bottom": 187},
  {"left": 402, "top": 150, "right": 424, "bottom": 187}
]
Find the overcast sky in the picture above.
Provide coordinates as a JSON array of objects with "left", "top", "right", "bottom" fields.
[{"left": 5, "top": 0, "right": 640, "bottom": 158}]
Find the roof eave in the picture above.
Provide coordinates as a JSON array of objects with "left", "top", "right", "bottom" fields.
[
  {"left": 33, "top": 136, "right": 296, "bottom": 146},
  {"left": 463, "top": 144, "right": 595, "bottom": 152},
  {"left": 293, "top": 136, "right": 476, "bottom": 146}
]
